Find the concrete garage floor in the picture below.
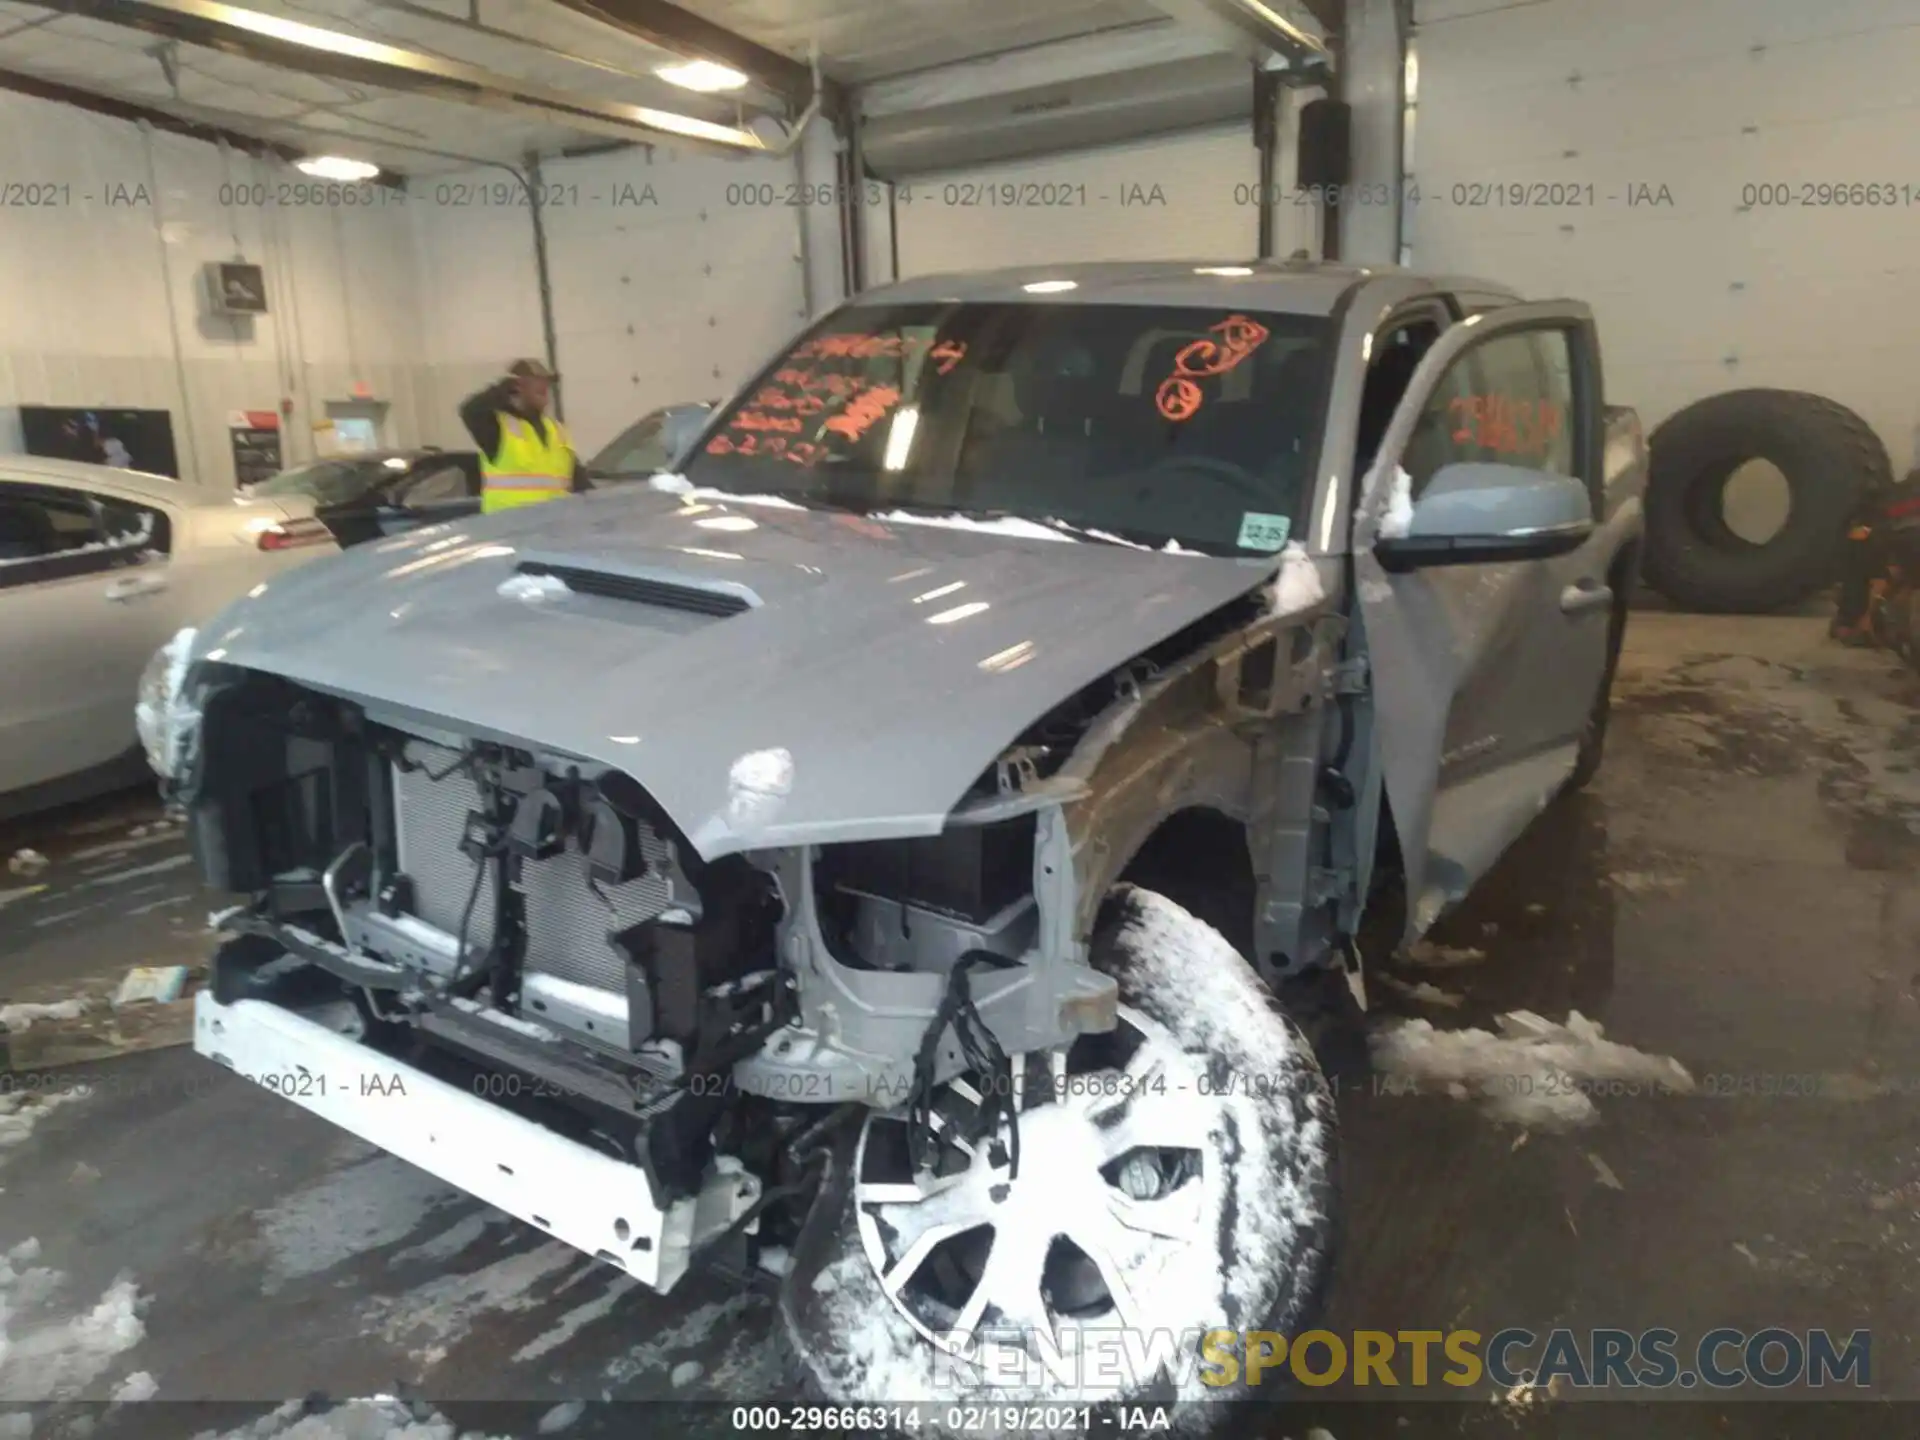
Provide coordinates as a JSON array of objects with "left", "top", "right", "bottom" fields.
[{"left": 1, "top": 611, "right": 1917, "bottom": 1440}]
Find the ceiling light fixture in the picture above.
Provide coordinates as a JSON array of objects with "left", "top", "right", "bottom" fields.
[
  {"left": 656, "top": 59, "right": 749, "bottom": 93},
  {"left": 297, "top": 155, "right": 379, "bottom": 181}
]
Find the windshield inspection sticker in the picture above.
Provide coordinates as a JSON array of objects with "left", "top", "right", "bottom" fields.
[{"left": 1237, "top": 512, "right": 1291, "bottom": 552}]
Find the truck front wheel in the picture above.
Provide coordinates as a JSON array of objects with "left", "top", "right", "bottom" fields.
[{"left": 778, "top": 885, "right": 1337, "bottom": 1425}]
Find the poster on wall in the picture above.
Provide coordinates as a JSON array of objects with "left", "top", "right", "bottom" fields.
[
  {"left": 19, "top": 406, "right": 180, "bottom": 477},
  {"left": 227, "top": 410, "right": 284, "bottom": 488}
]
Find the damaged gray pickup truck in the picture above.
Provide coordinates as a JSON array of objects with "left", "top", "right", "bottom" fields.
[{"left": 141, "top": 261, "right": 1644, "bottom": 1420}]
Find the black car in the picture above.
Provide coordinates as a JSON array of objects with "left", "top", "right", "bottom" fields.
[{"left": 240, "top": 448, "right": 483, "bottom": 547}]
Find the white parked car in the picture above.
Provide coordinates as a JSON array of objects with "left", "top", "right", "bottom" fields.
[{"left": 0, "top": 456, "right": 333, "bottom": 817}]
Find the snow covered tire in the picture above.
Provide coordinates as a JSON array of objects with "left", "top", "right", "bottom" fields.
[{"left": 778, "top": 885, "right": 1336, "bottom": 1429}]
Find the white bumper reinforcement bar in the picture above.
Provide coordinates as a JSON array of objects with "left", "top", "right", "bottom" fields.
[{"left": 193, "top": 991, "right": 758, "bottom": 1291}]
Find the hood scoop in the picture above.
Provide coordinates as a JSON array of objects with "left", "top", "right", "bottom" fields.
[{"left": 515, "top": 557, "right": 758, "bottom": 618}]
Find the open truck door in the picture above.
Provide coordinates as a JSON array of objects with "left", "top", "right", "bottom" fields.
[{"left": 1349, "top": 301, "right": 1615, "bottom": 941}]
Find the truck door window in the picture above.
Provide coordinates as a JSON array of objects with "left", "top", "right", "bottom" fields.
[
  {"left": 1402, "top": 328, "right": 1578, "bottom": 498},
  {"left": 1356, "top": 317, "right": 1443, "bottom": 476}
]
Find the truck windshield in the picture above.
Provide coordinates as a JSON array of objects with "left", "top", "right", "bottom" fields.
[{"left": 680, "top": 301, "right": 1331, "bottom": 555}]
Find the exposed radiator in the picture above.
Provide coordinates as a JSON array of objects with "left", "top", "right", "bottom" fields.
[{"left": 392, "top": 742, "right": 676, "bottom": 995}]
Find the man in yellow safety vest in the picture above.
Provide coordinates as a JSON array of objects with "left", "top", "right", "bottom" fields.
[{"left": 459, "top": 358, "right": 585, "bottom": 514}]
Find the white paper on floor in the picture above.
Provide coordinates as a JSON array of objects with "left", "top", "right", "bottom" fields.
[
  {"left": 0, "top": 1238, "right": 147, "bottom": 1402},
  {"left": 1370, "top": 1009, "right": 1695, "bottom": 1128}
]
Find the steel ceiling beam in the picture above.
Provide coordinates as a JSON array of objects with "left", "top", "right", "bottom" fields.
[
  {"left": 1152, "top": 0, "right": 1336, "bottom": 65},
  {"left": 18, "top": 0, "right": 772, "bottom": 150},
  {"left": 0, "top": 61, "right": 314, "bottom": 164},
  {"left": 546, "top": 0, "right": 844, "bottom": 118}
]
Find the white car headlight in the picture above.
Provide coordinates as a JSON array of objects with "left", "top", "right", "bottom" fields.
[{"left": 135, "top": 626, "right": 202, "bottom": 780}]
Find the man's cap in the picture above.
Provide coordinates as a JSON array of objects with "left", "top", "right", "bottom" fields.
[{"left": 508, "top": 358, "right": 558, "bottom": 381}]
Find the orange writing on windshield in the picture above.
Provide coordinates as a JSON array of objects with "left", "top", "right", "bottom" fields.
[
  {"left": 1448, "top": 394, "right": 1564, "bottom": 459},
  {"left": 1155, "top": 314, "right": 1271, "bottom": 422},
  {"left": 823, "top": 384, "right": 902, "bottom": 443},
  {"left": 793, "top": 333, "right": 969, "bottom": 371}
]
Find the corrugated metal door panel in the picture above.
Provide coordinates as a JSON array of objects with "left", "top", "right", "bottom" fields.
[
  {"left": 893, "top": 126, "right": 1263, "bottom": 277},
  {"left": 541, "top": 151, "right": 807, "bottom": 455},
  {"left": 1410, "top": 0, "right": 1920, "bottom": 463}
]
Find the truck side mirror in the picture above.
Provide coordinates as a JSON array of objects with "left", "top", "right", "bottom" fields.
[{"left": 1376, "top": 462, "right": 1593, "bottom": 570}]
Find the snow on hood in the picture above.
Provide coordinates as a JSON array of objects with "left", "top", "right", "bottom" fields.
[
  {"left": 872, "top": 510, "right": 1073, "bottom": 543},
  {"left": 646, "top": 472, "right": 803, "bottom": 509},
  {"left": 1371, "top": 1009, "right": 1696, "bottom": 1129},
  {"left": 1267, "top": 541, "right": 1323, "bottom": 616},
  {"left": 496, "top": 572, "right": 569, "bottom": 602}
]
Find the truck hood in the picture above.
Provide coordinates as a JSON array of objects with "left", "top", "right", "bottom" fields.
[{"left": 192, "top": 488, "right": 1285, "bottom": 859}]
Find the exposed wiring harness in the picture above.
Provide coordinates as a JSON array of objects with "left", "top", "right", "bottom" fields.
[{"left": 904, "top": 953, "right": 1021, "bottom": 1181}]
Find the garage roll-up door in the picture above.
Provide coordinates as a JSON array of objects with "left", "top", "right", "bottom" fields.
[
  {"left": 1407, "top": 0, "right": 1920, "bottom": 462},
  {"left": 540, "top": 149, "right": 808, "bottom": 454},
  {"left": 893, "top": 125, "right": 1266, "bottom": 278}
]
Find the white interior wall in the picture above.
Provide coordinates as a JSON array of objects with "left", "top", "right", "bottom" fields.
[
  {"left": 0, "top": 90, "right": 435, "bottom": 494},
  {"left": 1, "top": 88, "right": 817, "bottom": 484},
  {"left": 410, "top": 144, "right": 812, "bottom": 457},
  {"left": 1407, "top": 0, "right": 1920, "bottom": 466},
  {"left": 891, "top": 125, "right": 1267, "bottom": 277},
  {"left": 538, "top": 145, "right": 811, "bottom": 453},
  {"left": 407, "top": 175, "right": 546, "bottom": 452}
]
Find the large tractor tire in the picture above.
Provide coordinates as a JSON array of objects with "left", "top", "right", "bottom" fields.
[{"left": 1642, "top": 389, "right": 1889, "bottom": 613}]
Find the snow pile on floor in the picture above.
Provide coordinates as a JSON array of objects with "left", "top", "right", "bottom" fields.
[
  {"left": 189, "top": 1396, "right": 514, "bottom": 1440},
  {"left": 1371, "top": 1010, "right": 1695, "bottom": 1128},
  {"left": 0, "top": 1086, "right": 92, "bottom": 1153},
  {"left": 0, "top": 1238, "right": 147, "bottom": 1402},
  {"left": 1268, "top": 541, "right": 1324, "bottom": 615},
  {"left": 112, "top": 1370, "right": 159, "bottom": 1401},
  {"left": 0, "top": 999, "right": 88, "bottom": 1032}
]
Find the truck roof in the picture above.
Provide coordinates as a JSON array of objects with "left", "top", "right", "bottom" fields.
[{"left": 860, "top": 260, "right": 1519, "bottom": 317}]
